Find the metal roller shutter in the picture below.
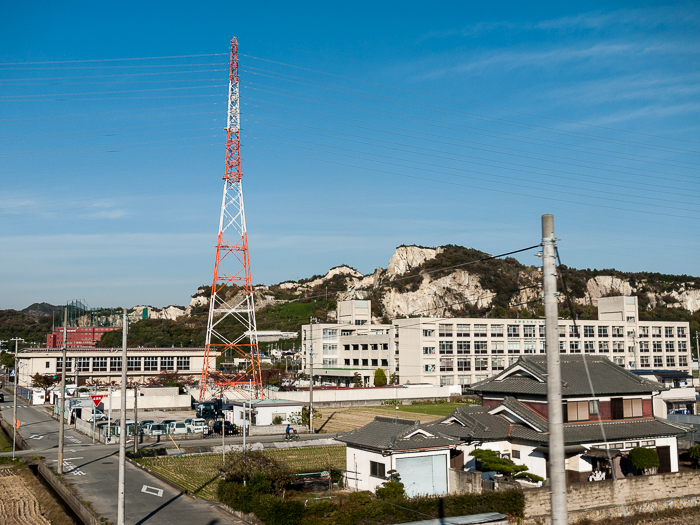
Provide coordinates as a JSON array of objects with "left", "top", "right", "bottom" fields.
[{"left": 396, "top": 454, "right": 447, "bottom": 497}]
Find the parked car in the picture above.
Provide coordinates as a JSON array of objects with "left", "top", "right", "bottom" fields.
[
  {"left": 185, "top": 418, "right": 207, "bottom": 433},
  {"left": 144, "top": 423, "right": 167, "bottom": 436},
  {"left": 86, "top": 410, "right": 107, "bottom": 422},
  {"left": 162, "top": 419, "right": 177, "bottom": 427},
  {"left": 168, "top": 421, "right": 187, "bottom": 435},
  {"left": 0, "top": 392, "right": 5, "bottom": 402},
  {"left": 212, "top": 421, "right": 238, "bottom": 435}
]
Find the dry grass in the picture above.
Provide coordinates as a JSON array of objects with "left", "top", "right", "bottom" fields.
[
  {"left": 313, "top": 405, "right": 448, "bottom": 434},
  {"left": 137, "top": 445, "right": 347, "bottom": 500}
]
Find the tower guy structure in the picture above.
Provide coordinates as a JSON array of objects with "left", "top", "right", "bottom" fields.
[{"left": 199, "top": 37, "right": 262, "bottom": 402}]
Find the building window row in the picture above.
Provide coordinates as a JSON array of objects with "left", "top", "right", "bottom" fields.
[
  {"left": 342, "top": 343, "right": 389, "bottom": 351},
  {"left": 57, "top": 355, "right": 190, "bottom": 373}
]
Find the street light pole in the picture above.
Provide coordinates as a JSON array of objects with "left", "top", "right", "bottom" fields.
[
  {"left": 58, "top": 308, "right": 67, "bottom": 474},
  {"left": 117, "top": 309, "right": 128, "bottom": 525},
  {"left": 10, "top": 337, "right": 25, "bottom": 460}
]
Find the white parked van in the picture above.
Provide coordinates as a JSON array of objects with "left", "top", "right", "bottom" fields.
[
  {"left": 185, "top": 418, "right": 207, "bottom": 433},
  {"left": 169, "top": 421, "right": 187, "bottom": 434}
]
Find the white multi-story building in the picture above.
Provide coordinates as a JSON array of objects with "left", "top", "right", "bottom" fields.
[
  {"left": 303, "top": 297, "right": 691, "bottom": 389},
  {"left": 15, "top": 347, "right": 205, "bottom": 387}
]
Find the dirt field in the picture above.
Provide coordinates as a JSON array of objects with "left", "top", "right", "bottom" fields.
[
  {"left": 314, "top": 405, "right": 448, "bottom": 434},
  {"left": 0, "top": 467, "right": 51, "bottom": 525}
]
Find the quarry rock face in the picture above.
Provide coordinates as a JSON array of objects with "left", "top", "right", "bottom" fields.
[{"left": 386, "top": 246, "right": 439, "bottom": 278}]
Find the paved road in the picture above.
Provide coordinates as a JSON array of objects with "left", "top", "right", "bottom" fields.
[{"left": 0, "top": 395, "right": 241, "bottom": 525}]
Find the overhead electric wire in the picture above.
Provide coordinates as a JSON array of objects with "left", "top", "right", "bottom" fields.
[
  {"left": 240, "top": 53, "right": 700, "bottom": 146},
  {"left": 0, "top": 62, "right": 228, "bottom": 71},
  {"left": 0, "top": 84, "right": 226, "bottom": 98},
  {"left": 247, "top": 143, "right": 700, "bottom": 221},
  {"left": 0, "top": 68, "right": 228, "bottom": 82},
  {"left": 0, "top": 103, "right": 221, "bottom": 123},
  {"left": 245, "top": 116, "right": 700, "bottom": 199},
  {"left": 243, "top": 133, "right": 700, "bottom": 215},
  {"left": 243, "top": 100, "right": 700, "bottom": 181},
  {"left": 240, "top": 66, "right": 700, "bottom": 156},
  {"left": 0, "top": 52, "right": 228, "bottom": 66},
  {"left": 242, "top": 82, "right": 700, "bottom": 167}
]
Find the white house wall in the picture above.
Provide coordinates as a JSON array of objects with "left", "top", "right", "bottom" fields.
[{"left": 459, "top": 441, "right": 547, "bottom": 480}]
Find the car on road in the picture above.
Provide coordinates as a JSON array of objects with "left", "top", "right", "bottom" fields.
[
  {"left": 212, "top": 421, "right": 238, "bottom": 435},
  {"left": 0, "top": 392, "right": 4, "bottom": 402},
  {"left": 185, "top": 418, "right": 207, "bottom": 433}
]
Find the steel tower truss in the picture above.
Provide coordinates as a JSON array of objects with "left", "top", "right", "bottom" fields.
[{"left": 199, "top": 38, "right": 262, "bottom": 402}]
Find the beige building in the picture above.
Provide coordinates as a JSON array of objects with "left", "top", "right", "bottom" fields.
[
  {"left": 16, "top": 347, "right": 205, "bottom": 387},
  {"left": 303, "top": 297, "right": 691, "bottom": 389}
]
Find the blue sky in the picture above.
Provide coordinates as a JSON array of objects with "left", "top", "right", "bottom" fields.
[{"left": 1, "top": 2, "right": 699, "bottom": 310}]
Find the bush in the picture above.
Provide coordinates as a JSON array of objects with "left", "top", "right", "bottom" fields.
[
  {"left": 373, "top": 369, "right": 387, "bottom": 387},
  {"left": 254, "top": 495, "right": 305, "bottom": 525},
  {"left": 222, "top": 450, "right": 292, "bottom": 494},
  {"left": 375, "top": 480, "right": 405, "bottom": 501},
  {"left": 469, "top": 449, "right": 528, "bottom": 476},
  {"left": 628, "top": 447, "right": 659, "bottom": 474},
  {"left": 272, "top": 415, "right": 283, "bottom": 425}
]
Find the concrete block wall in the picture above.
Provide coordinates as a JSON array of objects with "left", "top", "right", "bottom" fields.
[{"left": 525, "top": 471, "right": 700, "bottom": 524}]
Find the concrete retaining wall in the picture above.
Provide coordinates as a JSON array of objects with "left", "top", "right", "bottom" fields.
[
  {"left": 0, "top": 413, "right": 30, "bottom": 451},
  {"left": 36, "top": 462, "right": 101, "bottom": 525},
  {"left": 524, "top": 470, "right": 700, "bottom": 524},
  {"left": 266, "top": 385, "right": 461, "bottom": 408}
]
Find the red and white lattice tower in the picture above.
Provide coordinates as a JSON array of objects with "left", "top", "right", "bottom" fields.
[{"left": 199, "top": 38, "right": 262, "bottom": 402}]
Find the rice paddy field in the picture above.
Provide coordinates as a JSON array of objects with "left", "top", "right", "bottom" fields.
[{"left": 136, "top": 445, "right": 347, "bottom": 500}]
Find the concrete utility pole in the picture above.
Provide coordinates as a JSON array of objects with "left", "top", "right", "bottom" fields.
[
  {"left": 309, "top": 318, "right": 315, "bottom": 434},
  {"left": 117, "top": 309, "right": 128, "bottom": 525},
  {"left": 58, "top": 308, "right": 67, "bottom": 474},
  {"left": 133, "top": 382, "right": 138, "bottom": 453},
  {"left": 542, "top": 214, "right": 567, "bottom": 525},
  {"left": 11, "top": 337, "right": 25, "bottom": 460}
]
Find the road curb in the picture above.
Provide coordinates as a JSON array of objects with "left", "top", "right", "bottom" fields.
[{"left": 36, "top": 462, "right": 104, "bottom": 525}]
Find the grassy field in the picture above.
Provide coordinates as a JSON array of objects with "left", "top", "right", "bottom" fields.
[
  {"left": 0, "top": 429, "right": 12, "bottom": 453},
  {"left": 136, "top": 445, "right": 346, "bottom": 500},
  {"left": 314, "top": 403, "right": 473, "bottom": 434}
]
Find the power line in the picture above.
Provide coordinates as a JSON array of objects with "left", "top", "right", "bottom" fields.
[{"left": 0, "top": 53, "right": 228, "bottom": 65}]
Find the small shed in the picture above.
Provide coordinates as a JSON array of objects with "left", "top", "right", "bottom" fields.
[{"left": 227, "top": 399, "right": 304, "bottom": 426}]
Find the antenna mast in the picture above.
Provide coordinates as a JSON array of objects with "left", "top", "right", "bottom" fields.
[{"left": 199, "top": 37, "right": 262, "bottom": 402}]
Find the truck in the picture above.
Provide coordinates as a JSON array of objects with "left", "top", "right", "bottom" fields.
[{"left": 195, "top": 398, "right": 234, "bottom": 427}]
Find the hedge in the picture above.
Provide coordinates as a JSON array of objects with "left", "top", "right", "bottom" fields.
[{"left": 218, "top": 480, "right": 524, "bottom": 525}]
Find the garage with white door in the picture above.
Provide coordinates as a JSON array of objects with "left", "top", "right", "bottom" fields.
[{"left": 396, "top": 453, "right": 448, "bottom": 497}]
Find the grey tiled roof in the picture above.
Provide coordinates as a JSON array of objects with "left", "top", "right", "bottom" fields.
[
  {"left": 493, "top": 396, "right": 549, "bottom": 433},
  {"left": 337, "top": 416, "right": 459, "bottom": 451},
  {"left": 472, "top": 356, "right": 666, "bottom": 397},
  {"left": 562, "top": 417, "right": 688, "bottom": 445}
]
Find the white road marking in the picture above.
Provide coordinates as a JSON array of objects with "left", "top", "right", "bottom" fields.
[
  {"left": 52, "top": 457, "right": 83, "bottom": 462},
  {"left": 29, "top": 435, "right": 44, "bottom": 440},
  {"left": 141, "top": 485, "right": 163, "bottom": 497}
]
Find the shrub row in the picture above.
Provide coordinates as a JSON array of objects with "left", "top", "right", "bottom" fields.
[{"left": 218, "top": 480, "right": 524, "bottom": 525}]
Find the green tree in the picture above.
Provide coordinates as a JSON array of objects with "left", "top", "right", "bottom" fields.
[
  {"left": 628, "top": 447, "right": 659, "bottom": 475},
  {"left": 376, "top": 470, "right": 405, "bottom": 501},
  {"left": 1, "top": 351, "right": 13, "bottom": 370},
  {"left": 31, "top": 373, "right": 58, "bottom": 398},
  {"left": 352, "top": 372, "right": 363, "bottom": 387},
  {"left": 374, "top": 368, "right": 387, "bottom": 387},
  {"left": 469, "top": 449, "right": 529, "bottom": 476}
]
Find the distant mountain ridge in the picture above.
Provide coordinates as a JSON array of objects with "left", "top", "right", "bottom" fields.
[{"left": 21, "top": 302, "right": 64, "bottom": 318}]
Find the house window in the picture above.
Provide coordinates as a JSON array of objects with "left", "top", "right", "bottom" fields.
[
  {"left": 665, "top": 327, "right": 674, "bottom": 337},
  {"left": 323, "top": 359, "right": 338, "bottom": 366},
  {"left": 440, "top": 375, "right": 454, "bottom": 386},
  {"left": 57, "top": 357, "right": 72, "bottom": 372},
  {"left": 623, "top": 398, "right": 643, "bottom": 418},
  {"left": 371, "top": 359, "right": 378, "bottom": 367},
  {"left": 144, "top": 356, "right": 158, "bottom": 371},
  {"left": 353, "top": 359, "right": 359, "bottom": 366},
  {"left": 439, "top": 358, "right": 453, "bottom": 372},
  {"left": 508, "top": 357, "right": 518, "bottom": 366},
  {"left": 92, "top": 357, "right": 107, "bottom": 372},
  {"left": 507, "top": 325, "right": 519, "bottom": 338},
  {"left": 323, "top": 344, "right": 337, "bottom": 355},
  {"left": 524, "top": 326, "right": 536, "bottom": 338},
  {"left": 362, "top": 359, "right": 368, "bottom": 366},
  {"left": 639, "top": 342, "right": 649, "bottom": 353},
  {"left": 423, "top": 347, "right": 435, "bottom": 355},
  {"left": 512, "top": 450, "right": 520, "bottom": 459},
  {"left": 589, "top": 400, "right": 599, "bottom": 415},
  {"left": 383, "top": 344, "right": 389, "bottom": 350},
  {"left": 381, "top": 359, "right": 388, "bottom": 367},
  {"left": 45, "top": 361, "right": 50, "bottom": 369},
  {"left": 613, "top": 342, "right": 624, "bottom": 353},
  {"left": 344, "top": 359, "right": 350, "bottom": 365},
  {"left": 652, "top": 326, "right": 661, "bottom": 338},
  {"left": 598, "top": 326, "right": 609, "bottom": 338},
  {"left": 639, "top": 326, "right": 649, "bottom": 337},
  {"left": 473, "top": 324, "right": 487, "bottom": 337},
  {"left": 598, "top": 341, "right": 609, "bottom": 352},
  {"left": 490, "top": 325, "right": 503, "bottom": 337},
  {"left": 627, "top": 316, "right": 635, "bottom": 324},
  {"left": 612, "top": 326, "right": 623, "bottom": 338},
  {"left": 539, "top": 325, "right": 546, "bottom": 338},
  {"left": 492, "top": 358, "right": 504, "bottom": 371},
  {"left": 456, "top": 324, "right": 470, "bottom": 337},
  {"left": 456, "top": 341, "right": 470, "bottom": 354},
  {"left": 539, "top": 341, "right": 546, "bottom": 353},
  {"left": 439, "top": 342, "right": 453, "bottom": 355},
  {"left": 653, "top": 342, "right": 662, "bottom": 353},
  {"left": 569, "top": 326, "right": 580, "bottom": 338},
  {"left": 344, "top": 345, "right": 350, "bottom": 351},
  {"left": 474, "top": 341, "right": 488, "bottom": 354},
  {"left": 559, "top": 341, "right": 566, "bottom": 353},
  {"left": 475, "top": 358, "right": 488, "bottom": 371},
  {"left": 76, "top": 357, "right": 90, "bottom": 372},
  {"left": 491, "top": 342, "right": 504, "bottom": 354},
  {"left": 654, "top": 356, "right": 663, "bottom": 367},
  {"left": 371, "top": 344, "right": 378, "bottom": 351},
  {"left": 640, "top": 356, "right": 650, "bottom": 368},
  {"left": 524, "top": 342, "right": 536, "bottom": 354},
  {"left": 439, "top": 324, "right": 453, "bottom": 337},
  {"left": 666, "top": 356, "right": 675, "bottom": 367},
  {"left": 680, "top": 356, "right": 688, "bottom": 367},
  {"left": 508, "top": 341, "right": 520, "bottom": 354},
  {"left": 322, "top": 329, "right": 337, "bottom": 340},
  {"left": 679, "top": 341, "right": 687, "bottom": 352},
  {"left": 458, "top": 375, "right": 471, "bottom": 385},
  {"left": 665, "top": 341, "right": 675, "bottom": 352},
  {"left": 341, "top": 329, "right": 354, "bottom": 337},
  {"left": 361, "top": 344, "right": 368, "bottom": 351},
  {"left": 110, "top": 357, "right": 122, "bottom": 372},
  {"left": 370, "top": 461, "right": 386, "bottom": 478},
  {"left": 566, "top": 401, "right": 589, "bottom": 422},
  {"left": 424, "top": 364, "right": 435, "bottom": 373},
  {"left": 678, "top": 327, "right": 686, "bottom": 337},
  {"left": 584, "top": 341, "right": 595, "bottom": 353},
  {"left": 558, "top": 325, "right": 566, "bottom": 337},
  {"left": 422, "top": 329, "right": 435, "bottom": 337},
  {"left": 569, "top": 341, "right": 580, "bottom": 353},
  {"left": 583, "top": 326, "right": 595, "bottom": 337},
  {"left": 161, "top": 357, "right": 174, "bottom": 371},
  {"left": 613, "top": 357, "right": 624, "bottom": 366},
  {"left": 352, "top": 344, "right": 359, "bottom": 351},
  {"left": 457, "top": 358, "right": 471, "bottom": 371},
  {"left": 129, "top": 357, "right": 143, "bottom": 371}
]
